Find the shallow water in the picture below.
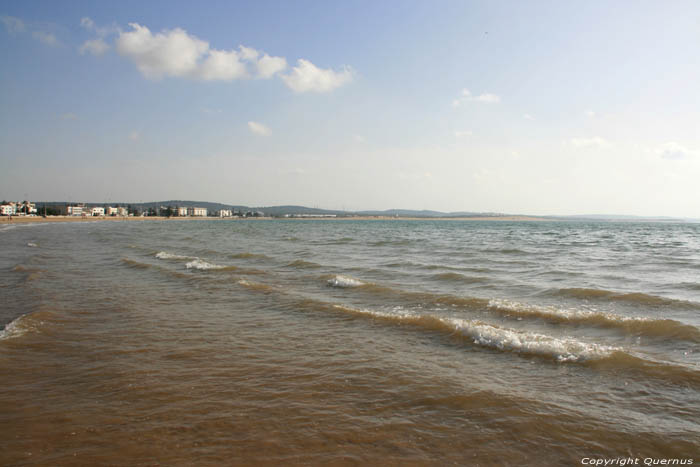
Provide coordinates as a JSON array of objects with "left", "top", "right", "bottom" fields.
[{"left": 1, "top": 219, "right": 698, "bottom": 465}]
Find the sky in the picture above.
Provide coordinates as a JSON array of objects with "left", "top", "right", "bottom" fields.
[{"left": 0, "top": 0, "right": 698, "bottom": 216}]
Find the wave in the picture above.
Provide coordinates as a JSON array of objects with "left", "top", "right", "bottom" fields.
[
  {"left": 488, "top": 299, "right": 700, "bottom": 342},
  {"left": 327, "top": 237, "right": 354, "bottom": 244},
  {"left": 326, "top": 274, "right": 365, "bottom": 288},
  {"left": 1, "top": 316, "right": 28, "bottom": 340},
  {"left": 186, "top": 259, "right": 227, "bottom": 270},
  {"left": 318, "top": 275, "right": 700, "bottom": 342},
  {"left": 287, "top": 259, "right": 322, "bottom": 269},
  {"left": 237, "top": 279, "right": 276, "bottom": 293},
  {"left": 587, "top": 351, "right": 700, "bottom": 387},
  {"left": 0, "top": 225, "right": 17, "bottom": 232},
  {"left": 27, "top": 242, "right": 38, "bottom": 248},
  {"left": 370, "top": 239, "right": 414, "bottom": 247},
  {"left": 0, "top": 311, "right": 53, "bottom": 340},
  {"left": 431, "top": 272, "right": 489, "bottom": 284},
  {"left": 121, "top": 258, "right": 152, "bottom": 269},
  {"left": 230, "top": 252, "right": 271, "bottom": 260},
  {"left": 551, "top": 288, "right": 700, "bottom": 310},
  {"left": 329, "top": 304, "right": 616, "bottom": 363},
  {"left": 155, "top": 251, "right": 195, "bottom": 260}
]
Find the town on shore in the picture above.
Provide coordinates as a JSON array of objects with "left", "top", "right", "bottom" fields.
[{"left": 0, "top": 200, "right": 267, "bottom": 219}]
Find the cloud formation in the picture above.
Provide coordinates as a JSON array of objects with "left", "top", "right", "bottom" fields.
[
  {"left": 2, "top": 15, "right": 59, "bottom": 46},
  {"left": 452, "top": 88, "right": 501, "bottom": 107},
  {"left": 114, "top": 23, "right": 289, "bottom": 82},
  {"left": 0, "top": 15, "right": 25, "bottom": 34},
  {"left": 281, "top": 59, "right": 353, "bottom": 93},
  {"left": 658, "top": 142, "right": 693, "bottom": 160},
  {"left": 79, "top": 38, "right": 109, "bottom": 56},
  {"left": 32, "top": 31, "right": 58, "bottom": 47},
  {"left": 248, "top": 121, "right": 271, "bottom": 136}
]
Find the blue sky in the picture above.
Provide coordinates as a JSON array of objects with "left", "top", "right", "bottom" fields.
[{"left": 1, "top": 0, "right": 698, "bottom": 216}]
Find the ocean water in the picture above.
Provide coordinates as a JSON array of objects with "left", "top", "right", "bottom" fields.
[{"left": 1, "top": 219, "right": 698, "bottom": 465}]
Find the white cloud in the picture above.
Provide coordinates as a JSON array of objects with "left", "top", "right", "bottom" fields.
[
  {"left": 248, "top": 121, "right": 271, "bottom": 136},
  {"left": 115, "top": 23, "right": 288, "bottom": 82},
  {"left": 80, "top": 17, "right": 95, "bottom": 30},
  {"left": 79, "top": 38, "right": 110, "bottom": 56},
  {"left": 282, "top": 59, "right": 353, "bottom": 93},
  {"left": 129, "top": 130, "right": 141, "bottom": 141},
  {"left": 1, "top": 15, "right": 25, "bottom": 34},
  {"left": 60, "top": 113, "right": 78, "bottom": 120},
  {"left": 585, "top": 110, "right": 596, "bottom": 118},
  {"left": 523, "top": 113, "right": 534, "bottom": 120},
  {"left": 256, "top": 53, "right": 287, "bottom": 78},
  {"left": 454, "top": 130, "right": 473, "bottom": 138},
  {"left": 80, "top": 17, "right": 119, "bottom": 38},
  {"left": 353, "top": 134, "right": 366, "bottom": 143},
  {"left": 474, "top": 93, "right": 500, "bottom": 103},
  {"left": 32, "top": 31, "right": 58, "bottom": 47},
  {"left": 657, "top": 142, "right": 694, "bottom": 160},
  {"left": 452, "top": 88, "right": 501, "bottom": 107},
  {"left": 116, "top": 23, "right": 208, "bottom": 79},
  {"left": 238, "top": 45, "right": 259, "bottom": 61},
  {"left": 198, "top": 48, "right": 249, "bottom": 80},
  {"left": 570, "top": 137, "right": 610, "bottom": 148}
]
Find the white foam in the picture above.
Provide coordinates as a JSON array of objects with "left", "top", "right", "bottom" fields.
[
  {"left": 487, "top": 298, "right": 647, "bottom": 324},
  {"left": 27, "top": 242, "right": 37, "bottom": 247},
  {"left": 155, "top": 251, "right": 193, "bottom": 260},
  {"left": 186, "top": 259, "right": 224, "bottom": 270},
  {"left": 0, "top": 225, "right": 17, "bottom": 232},
  {"left": 444, "top": 318, "right": 617, "bottom": 362},
  {"left": 327, "top": 275, "right": 365, "bottom": 288},
  {"left": 1, "top": 316, "right": 28, "bottom": 340},
  {"left": 328, "top": 303, "right": 617, "bottom": 362}
]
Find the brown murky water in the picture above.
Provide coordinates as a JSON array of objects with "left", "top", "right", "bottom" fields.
[{"left": 1, "top": 220, "right": 698, "bottom": 465}]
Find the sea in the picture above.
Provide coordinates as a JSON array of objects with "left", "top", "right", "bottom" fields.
[{"left": 1, "top": 219, "right": 698, "bottom": 465}]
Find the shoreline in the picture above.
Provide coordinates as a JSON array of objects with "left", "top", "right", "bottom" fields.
[{"left": 2, "top": 215, "right": 548, "bottom": 224}]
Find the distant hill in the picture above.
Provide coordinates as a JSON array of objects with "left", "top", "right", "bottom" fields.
[{"left": 28, "top": 200, "right": 697, "bottom": 221}]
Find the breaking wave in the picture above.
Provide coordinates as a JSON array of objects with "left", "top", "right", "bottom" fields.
[
  {"left": 326, "top": 275, "right": 365, "bottom": 288},
  {"left": 0, "top": 312, "right": 51, "bottom": 340},
  {"left": 186, "top": 259, "right": 227, "bottom": 270},
  {"left": 155, "top": 251, "right": 195, "bottom": 260},
  {"left": 488, "top": 299, "right": 700, "bottom": 342},
  {"left": 329, "top": 304, "right": 617, "bottom": 363},
  {"left": 551, "top": 288, "right": 700, "bottom": 310}
]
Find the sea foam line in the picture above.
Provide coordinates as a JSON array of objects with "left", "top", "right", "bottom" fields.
[
  {"left": 331, "top": 304, "right": 616, "bottom": 363},
  {"left": 155, "top": 251, "right": 195, "bottom": 260},
  {"left": 186, "top": 259, "right": 225, "bottom": 270},
  {"left": 487, "top": 299, "right": 700, "bottom": 342},
  {"left": 327, "top": 274, "right": 365, "bottom": 288},
  {"left": 0, "top": 315, "right": 34, "bottom": 340}
]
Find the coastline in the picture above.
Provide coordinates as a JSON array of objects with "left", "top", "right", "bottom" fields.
[{"left": 2, "top": 215, "right": 548, "bottom": 224}]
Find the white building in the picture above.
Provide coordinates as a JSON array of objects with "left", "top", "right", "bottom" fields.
[
  {"left": 91, "top": 207, "right": 105, "bottom": 216},
  {"left": 177, "top": 207, "right": 188, "bottom": 217},
  {"left": 187, "top": 207, "right": 207, "bottom": 217},
  {"left": 106, "top": 207, "right": 119, "bottom": 216},
  {"left": 67, "top": 205, "right": 84, "bottom": 216},
  {"left": 1, "top": 205, "right": 15, "bottom": 216},
  {"left": 219, "top": 209, "right": 232, "bottom": 218},
  {"left": 118, "top": 207, "right": 128, "bottom": 216}
]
